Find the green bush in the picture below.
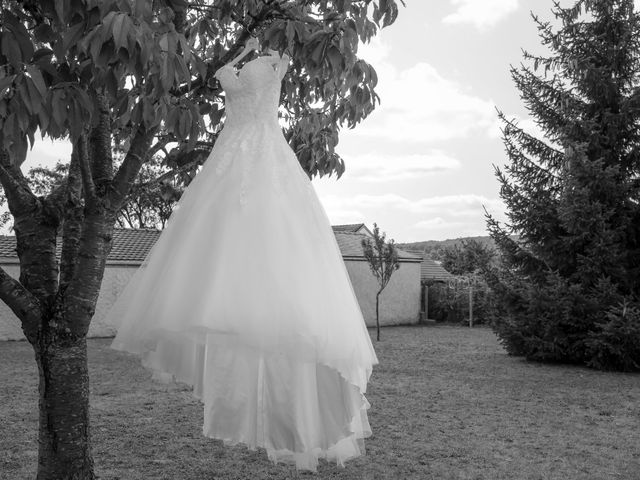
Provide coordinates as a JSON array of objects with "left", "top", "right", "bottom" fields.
[
  {"left": 487, "top": 270, "right": 640, "bottom": 371},
  {"left": 585, "top": 302, "right": 640, "bottom": 372},
  {"left": 426, "top": 275, "right": 493, "bottom": 325}
]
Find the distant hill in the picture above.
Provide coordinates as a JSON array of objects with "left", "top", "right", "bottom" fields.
[{"left": 398, "top": 236, "right": 497, "bottom": 261}]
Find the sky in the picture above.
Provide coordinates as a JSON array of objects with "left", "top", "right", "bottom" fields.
[
  {"left": 19, "top": 0, "right": 612, "bottom": 242},
  {"left": 313, "top": 0, "right": 556, "bottom": 242}
]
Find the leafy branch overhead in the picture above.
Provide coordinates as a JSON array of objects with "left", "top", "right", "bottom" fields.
[
  {"left": 0, "top": 2, "right": 404, "bottom": 478},
  {"left": 0, "top": 0, "right": 402, "bottom": 178}
]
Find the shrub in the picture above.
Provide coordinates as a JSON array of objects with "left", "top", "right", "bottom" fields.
[{"left": 426, "top": 275, "right": 493, "bottom": 325}]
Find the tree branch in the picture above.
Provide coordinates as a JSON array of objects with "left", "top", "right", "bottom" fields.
[
  {"left": 77, "top": 133, "right": 97, "bottom": 202},
  {"left": 0, "top": 149, "right": 38, "bottom": 216},
  {"left": 109, "top": 127, "right": 157, "bottom": 209},
  {"left": 148, "top": 135, "right": 175, "bottom": 159},
  {"left": 128, "top": 150, "right": 208, "bottom": 195},
  {"left": 62, "top": 213, "right": 112, "bottom": 337},
  {"left": 175, "top": 2, "right": 288, "bottom": 96},
  {"left": 0, "top": 265, "right": 41, "bottom": 343},
  {"left": 59, "top": 145, "right": 84, "bottom": 290},
  {"left": 46, "top": 182, "right": 68, "bottom": 212},
  {"left": 88, "top": 93, "right": 113, "bottom": 187}
]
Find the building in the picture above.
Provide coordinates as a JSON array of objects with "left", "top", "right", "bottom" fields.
[
  {"left": 419, "top": 257, "right": 454, "bottom": 284},
  {"left": 333, "top": 230, "right": 422, "bottom": 327},
  {"left": 331, "top": 223, "right": 374, "bottom": 236},
  {"left": 0, "top": 226, "right": 422, "bottom": 340}
]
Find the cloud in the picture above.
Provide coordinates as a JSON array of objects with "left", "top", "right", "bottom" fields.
[
  {"left": 22, "top": 136, "right": 72, "bottom": 172},
  {"left": 443, "top": 0, "right": 521, "bottom": 30},
  {"left": 410, "top": 217, "right": 483, "bottom": 240},
  {"left": 351, "top": 62, "right": 496, "bottom": 144},
  {"left": 321, "top": 193, "right": 504, "bottom": 216},
  {"left": 324, "top": 208, "right": 366, "bottom": 225},
  {"left": 342, "top": 151, "right": 461, "bottom": 182},
  {"left": 357, "top": 34, "right": 391, "bottom": 66},
  {"left": 413, "top": 217, "right": 450, "bottom": 228},
  {"left": 317, "top": 192, "right": 508, "bottom": 241}
]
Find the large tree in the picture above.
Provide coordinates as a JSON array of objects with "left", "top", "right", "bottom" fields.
[
  {"left": 440, "top": 238, "right": 495, "bottom": 276},
  {"left": 487, "top": 0, "right": 640, "bottom": 372},
  {"left": 0, "top": 1, "right": 402, "bottom": 478}
]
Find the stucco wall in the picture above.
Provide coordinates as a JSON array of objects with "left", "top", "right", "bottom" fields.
[
  {"left": 0, "top": 264, "right": 23, "bottom": 341},
  {"left": 0, "top": 258, "right": 420, "bottom": 341},
  {"left": 0, "top": 262, "right": 137, "bottom": 341},
  {"left": 344, "top": 259, "right": 421, "bottom": 326}
]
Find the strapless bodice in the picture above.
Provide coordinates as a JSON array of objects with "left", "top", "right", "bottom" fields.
[{"left": 216, "top": 56, "right": 288, "bottom": 127}]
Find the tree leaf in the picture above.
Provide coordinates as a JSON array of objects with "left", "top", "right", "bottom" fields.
[
  {"left": 50, "top": 89, "right": 66, "bottom": 132},
  {"left": 25, "top": 78, "right": 43, "bottom": 115},
  {"left": 327, "top": 46, "right": 343, "bottom": 71},
  {"left": 0, "top": 75, "right": 15, "bottom": 97},
  {"left": 55, "top": 0, "right": 66, "bottom": 24},
  {"left": 112, "top": 13, "right": 130, "bottom": 50},
  {"left": 174, "top": 55, "right": 190, "bottom": 87},
  {"left": 1, "top": 31, "right": 22, "bottom": 67},
  {"left": 62, "top": 22, "right": 85, "bottom": 52},
  {"left": 25, "top": 65, "right": 47, "bottom": 98},
  {"left": 34, "top": 24, "right": 56, "bottom": 43},
  {"left": 17, "top": 78, "right": 35, "bottom": 115}
]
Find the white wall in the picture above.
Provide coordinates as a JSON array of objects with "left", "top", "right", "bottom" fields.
[
  {"left": 0, "top": 262, "right": 137, "bottom": 341},
  {"left": 0, "top": 258, "right": 421, "bottom": 341},
  {"left": 344, "top": 259, "right": 421, "bottom": 326}
]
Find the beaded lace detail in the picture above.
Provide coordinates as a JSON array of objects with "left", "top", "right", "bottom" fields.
[
  {"left": 216, "top": 56, "right": 286, "bottom": 128},
  {"left": 214, "top": 56, "right": 290, "bottom": 206}
]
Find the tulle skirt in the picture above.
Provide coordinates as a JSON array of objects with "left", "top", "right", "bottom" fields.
[{"left": 107, "top": 119, "right": 378, "bottom": 471}]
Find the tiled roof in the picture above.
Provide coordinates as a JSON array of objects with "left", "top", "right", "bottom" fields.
[
  {"left": 421, "top": 258, "right": 453, "bottom": 282},
  {"left": 332, "top": 223, "right": 367, "bottom": 233},
  {"left": 108, "top": 228, "right": 160, "bottom": 261},
  {"left": 402, "top": 249, "right": 454, "bottom": 282},
  {"left": 0, "top": 236, "right": 18, "bottom": 258},
  {"left": 0, "top": 228, "right": 422, "bottom": 264},
  {"left": 337, "top": 232, "right": 422, "bottom": 262},
  {"left": 0, "top": 229, "right": 160, "bottom": 263}
]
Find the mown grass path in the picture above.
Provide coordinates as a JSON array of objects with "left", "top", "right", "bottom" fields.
[{"left": 2, "top": 325, "right": 639, "bottom": 479}]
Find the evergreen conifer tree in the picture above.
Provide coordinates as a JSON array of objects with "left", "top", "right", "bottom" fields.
[{"left": 487, "top": 0, "right": 640, "bottom": 371}]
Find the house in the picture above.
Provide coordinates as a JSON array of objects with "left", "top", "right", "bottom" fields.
[
  {"left": 332, "top": 231, "right": 422, "bottom": 327},
  {"left": 420, "top": 257, "right": 454, "bottom": 284},
  {"left": 332, "top": 223, "right": 374, "bottom": 237},
  {"left": 0, "top": 227, "right": 422, "bottom": 340}
]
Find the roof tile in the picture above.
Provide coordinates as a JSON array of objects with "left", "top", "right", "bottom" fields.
[{"left": 0, "top": 227, "right": 422, "bottom": 263}]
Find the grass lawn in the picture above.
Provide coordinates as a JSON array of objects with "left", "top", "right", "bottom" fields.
[{"left": 1, "top": 325, "right": 639, "bottom": 480}]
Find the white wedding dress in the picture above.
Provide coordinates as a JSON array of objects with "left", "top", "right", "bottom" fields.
[{"left": 107, "top": 53, "right": 378, "bottom": 471}]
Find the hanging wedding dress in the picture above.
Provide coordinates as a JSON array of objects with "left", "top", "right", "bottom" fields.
[{"left": 107, "top": 51, "right": 378, "bottom": 471}]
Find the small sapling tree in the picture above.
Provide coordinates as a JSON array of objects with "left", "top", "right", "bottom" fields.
[{"left": 362, "top": 223, "right": 400, "bottom": 341}]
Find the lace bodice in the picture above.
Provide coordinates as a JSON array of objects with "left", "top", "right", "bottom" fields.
[{"left": 215, "top": 55, "right": 289, "bottom": 127}]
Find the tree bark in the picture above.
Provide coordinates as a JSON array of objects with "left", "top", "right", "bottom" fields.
[
  {"left": 59, "top": 144, "right": 84, "bottom": 290},
  {"left": 88, "top": 93, "right": 113, "bottom": 189},
  {"left": 34, "top": 331, "right": 94, "bottom": 480}
]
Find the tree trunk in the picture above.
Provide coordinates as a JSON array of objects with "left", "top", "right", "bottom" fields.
[
  {"left": 34, "top": 332, "right": 94, "bottom": 480},
  {"left": 468, "top": 281, "right": 474, "bottom": 328},
  {"left": 376, "top": 290, "right": 381, "bottom": 341}
]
